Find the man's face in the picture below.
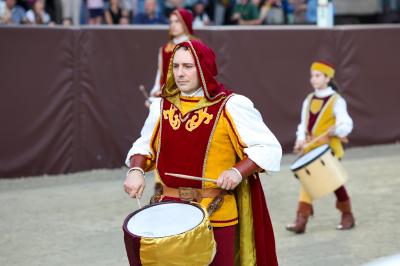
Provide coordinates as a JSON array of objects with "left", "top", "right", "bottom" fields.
[
  {"left": 169, "top": 14, "right": 185, "bottom": 37},
  {"left": 173, "top": 48, "right": 200, "bottom": 94},
  {"left": 310, "top": 70, "right": 330, "bottom": 90}
]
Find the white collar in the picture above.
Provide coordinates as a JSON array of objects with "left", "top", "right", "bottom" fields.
[
  {"left": 181, "top": 87, "right": 204, "bottom": 97},
  {"left": 173, "top": 35, "right": 190, "bottom": 45},
  {"left": 314, "top": 86, "right": 335, "bottom": 98}
]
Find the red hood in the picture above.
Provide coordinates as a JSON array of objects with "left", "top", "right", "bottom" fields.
[
  {"left": 162, "top": 40, "right": 232, "bottom": 102},
  {"left": 173, "top": 8, "right": 194, "bottom": 36}
]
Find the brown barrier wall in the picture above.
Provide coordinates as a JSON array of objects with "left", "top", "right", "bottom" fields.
[{"left": 1, "top": 25, "right": 399, "bottom": 177}]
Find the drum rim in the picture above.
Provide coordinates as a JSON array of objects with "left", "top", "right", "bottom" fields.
[
  {"left": 290, "top": 145, "right": 331, "bottom": 171},
  {"left": 122, "top": 201, "right": 206, "bottom": 238}
]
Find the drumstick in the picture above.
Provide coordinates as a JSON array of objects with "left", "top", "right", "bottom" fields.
[
  {"left": 135, "top": 195, "right": 142, "bottom": 209},
  {"left": 303, "top": 130, "right": 330, "bottom": 150},
  {"left": 165, "top": 173, "right": 217, "bottom": 184},
  {"left": 136, "top": 198, "right": 142, "bottom": 209},
  {"left": 303, "top": 123, "right": 347, "bottom": 150},
  {"left": 139, "top": 85, "right": 149, "bottom": 100}
]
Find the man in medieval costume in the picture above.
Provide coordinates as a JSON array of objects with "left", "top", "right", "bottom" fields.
[{"left": 124, "top": 39, "right": 282, "bottom": 266}]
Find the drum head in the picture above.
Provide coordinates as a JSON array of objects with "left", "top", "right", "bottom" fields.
[
  {"left": 126, "top": 202, "right": 204, "bottom": 238},
  {"left": 290, "top": 144, "right": 330, "bottom": 171}
]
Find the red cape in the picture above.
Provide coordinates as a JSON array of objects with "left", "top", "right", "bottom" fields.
[{"left": 250, "top": 175, "right": 278, "bottom": 265}]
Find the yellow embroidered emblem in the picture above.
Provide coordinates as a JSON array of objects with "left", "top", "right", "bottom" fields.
[
  {"left": 163, "top": 105, "right": 181, "bottom": 130},
  {"left": 310, "top": 99, "right": 324, "bottom": 114},
  {"left": 185, "top": 107, "right": 214, "bottom": 132}
]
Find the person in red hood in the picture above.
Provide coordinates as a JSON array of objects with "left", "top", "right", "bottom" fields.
[
  {"left": 124, "top": 40, "right": 281, "bottom": 266},
  {"left": 145, "top": 8, "right": 196, "bottom": 107}
]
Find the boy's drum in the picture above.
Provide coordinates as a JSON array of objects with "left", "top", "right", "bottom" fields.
[
  {"left": 290, "top": 144, "right": 349, "bottom": 199},
  {"left": 123, "top": 201, "right": 216, "bottom": 266}
]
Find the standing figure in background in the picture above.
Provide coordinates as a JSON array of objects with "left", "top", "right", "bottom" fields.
[
  {"left": 192, "top": 0, "right": 211, "bottom": 26},
  {"left": 231, "top": 0, "right": 261, "bottom": 25},
  {"left": 145, "top": 8, "right": 196, "bottom": 107},
  {"left": 286, "top": 61, "right": 356, "bottom": 234},
  {"left": 26, "top": 0, "right": 51, "bottom": 25},
  {"left": 60, "top": 0, "right": 81, "bottom": 25},
  {"left": 213, "top": 0, "right": 235, "bottom": 25},
  {"left": 0, "top": 0, "right": 27, "bottom": 25},
  {"left": 87, "top": 0, "right": 104, "bottom": 25},
  {"left": 258, "top": 0, "right": 285, "bottom": 25},
  {"left": 105, "top": 0, "right": 130, "bottom": 25},
  {"left": 105, "top": 0, "right": 122, "bottom": 25},
  {"left": 133, "top": 0, "right": 167, "bottom": 24}
]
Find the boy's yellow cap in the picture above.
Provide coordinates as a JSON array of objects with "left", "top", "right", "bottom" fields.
[{"left": 311, "top": 61, "right": 335, "bottom": 78}]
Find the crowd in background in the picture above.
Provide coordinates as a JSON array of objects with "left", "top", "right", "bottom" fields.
[{"left": 1, "top": 0, "right": 400, "bottom": 26}]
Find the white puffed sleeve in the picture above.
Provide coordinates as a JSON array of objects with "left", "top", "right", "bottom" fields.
[
  {"left": 125, "top": 98, "right": 161, "bottom": 166},
  {"left": 226, "top": 94, "right": 282, "bottom": 172},
  {"left": 296, "top": 98, "right": 309, "bottom": 141},
  {"left": 333, "top": 96, "right": 353, "bottom": 137}
]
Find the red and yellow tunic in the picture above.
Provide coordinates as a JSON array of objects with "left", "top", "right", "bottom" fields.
[
  {"left": 145, "top": 95, "right": 254, "bottom": 227},
  {"left": 303, "top": 92, "right": 344, "bottom": 158}
]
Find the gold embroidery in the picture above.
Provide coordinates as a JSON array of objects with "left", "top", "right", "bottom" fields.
[
  {"left": 310, "top": 99, "right": 324, "bottom": 114},
  {"left": 185, "top": 107, "right": 214, "bottom": 132},
  {"left": 163, "top": 105, "right": 214, "bottom": 131},
  {"left": 163, "top": 105, "right": 181, "bottom": 130}
]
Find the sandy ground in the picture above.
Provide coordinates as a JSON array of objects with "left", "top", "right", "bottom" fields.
[{"left": 1, "top": 144, "right": 400, "bottom": 266}]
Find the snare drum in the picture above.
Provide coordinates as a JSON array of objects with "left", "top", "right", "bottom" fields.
[
  {"left": 123, "top": 202, "right": 216, "bottom": 266},
  {"left": 290, "top": 144, "right": 349, "bottom": 199}
]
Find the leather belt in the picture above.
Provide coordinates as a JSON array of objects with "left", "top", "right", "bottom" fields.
[{"left": 163, "top": 185, "right": 222, "bottom": 202}]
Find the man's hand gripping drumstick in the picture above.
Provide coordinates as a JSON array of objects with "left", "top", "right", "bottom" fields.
[{"left": 124, "top": 168, "right": 146, "bottom": 201}]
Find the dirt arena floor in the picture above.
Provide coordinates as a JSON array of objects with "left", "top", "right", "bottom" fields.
[{"left": 1, "top": 144, "right": 399, "bottom": 266}]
